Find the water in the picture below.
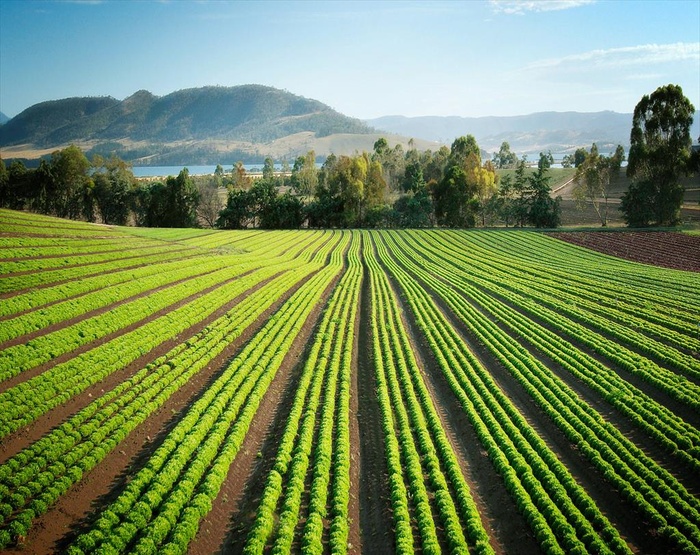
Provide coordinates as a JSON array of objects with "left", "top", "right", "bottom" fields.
[{"left": 131, "top": 163, "right": 290, "bottom": 178}]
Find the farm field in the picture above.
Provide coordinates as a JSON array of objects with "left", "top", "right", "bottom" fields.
[{"left": 0, "top": 208, "right": 699, "bottom": 554}]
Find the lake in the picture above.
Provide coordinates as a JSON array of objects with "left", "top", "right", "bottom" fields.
[{"left": 131, "top": 164, "right": 289, "bottom": 178}]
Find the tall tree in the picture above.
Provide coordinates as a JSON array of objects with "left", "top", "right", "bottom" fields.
[
  {"left": 47, "top": 145, "right": 93, "bottom": 219},
  {"left": 232, "top": 161, "right": 251, "bottom": 190},
  {"left": 144, "top": 169, "right": 200, "bottom": 228},
  {"left": 262, "top": 157, "right": 275, "bottom": 182},
  {"left": 474, "top": 159, "right": 498, "bottom": 226},
  {"left": 290, "top": 150, "right": 318, "bottom": 196},
  {"left": 92, "top": 154, "right": 134, "bottom": 225},
  {"left": 572, "top": 143, "right": 612, "bottom": 227},
  {"left": 492, "top": 141, "right": 518, "bottom": 169},
  {"left": 622, "top": 84, "right": 695, "bottom": 226},
  {"left": 527, "top": 152, "right": 561, "bottom": 228}
]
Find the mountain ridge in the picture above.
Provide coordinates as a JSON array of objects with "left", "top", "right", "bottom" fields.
[
  {"left": 0, "top": 85, "right": 373, "bottom": 147},
  {"left": 2, "top": 85, "right": 698, "bottom": 165},
  {"left": 365, "top": 111, "right": 700, "bottom": 156}
]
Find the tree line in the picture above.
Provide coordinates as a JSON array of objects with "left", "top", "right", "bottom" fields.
[
  {"left": 0, "top": 135, "right": 563, "bottom": 230},
  {"left": 0, "top": 84, "right": 695, "bottom": 229}
]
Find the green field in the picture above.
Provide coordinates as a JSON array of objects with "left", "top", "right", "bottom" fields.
[{"left": 0, "top": 208, "right": 698, "bottom": 554}]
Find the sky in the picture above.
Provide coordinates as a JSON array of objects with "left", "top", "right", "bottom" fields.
[{"left": 0, "top": 0, "right": 698, "bottom": 120}]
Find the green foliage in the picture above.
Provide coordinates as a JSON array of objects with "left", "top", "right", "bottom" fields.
[
  {"left": 0, "top": 86, "right": 373, "bottom": 150},
  {"left": 527, "top": 153, "right": 561, "bottom": 228},
  {"left": 623, "top": 84, "right": 695, "bottom": 227},
  {"left": 492, "top": 141, "right": 518, "bottom": 169}
]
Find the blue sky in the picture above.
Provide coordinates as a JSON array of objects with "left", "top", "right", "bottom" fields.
[{"left": 1, "top": 0, "right": 698, "bottom": 119}]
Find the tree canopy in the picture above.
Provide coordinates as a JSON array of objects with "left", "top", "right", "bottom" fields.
[{"left": 621, "top": 84, "right": 695, "bottom": 227}]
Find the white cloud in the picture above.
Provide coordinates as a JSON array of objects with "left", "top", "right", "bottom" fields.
[
  {"left": 526, "top": 42, "right": 700, "bottom": 71},
  {"left": 490, "top": 0, "right": 595, "bottom": 15}
]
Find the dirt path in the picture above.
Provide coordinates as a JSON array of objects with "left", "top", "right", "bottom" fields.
[{"left": 355, "top": 259, "right": 394, "bottom": 554}]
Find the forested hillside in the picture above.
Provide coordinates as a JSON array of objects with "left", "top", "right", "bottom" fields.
[{"left": 0, "top": 85, "right": 373, "bottom": 147}]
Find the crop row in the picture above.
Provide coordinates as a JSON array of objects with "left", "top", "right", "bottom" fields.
[
  {"left": 0, "top": 259, "right": 240, "bottom": 345},
  {"left": 467, "top": 230, "right": 699, "bottom": 320},
  {"left": 444, "top": 230, "right": 699, "bottom": 338},
  {"left": 0, "top": 256, "right": 322, "bottom": 548},
  {"left": 0, "top": 240, "right": 137, "bottom": 259},
  {"left": 419, "top": 231, "right": 700, "bottom": 406},
  {"left": 0, "top": 255, "right": 217, "bottom": 319},
  {"left": 0, "top": 247, "right": 199, "bottom": 294},
  {"left": 382, "top": 231, "right": 700, "bottom": 553},
  {"left": 374, "top": 233, "right": 631, "bottom": 555},
  {"left": 409, "top": 231, "right": 700, "bottom": 463},
  {"left": 243, "top": 232, "right": 360, "bottom": 555},
  {"left": 0, "top": 265, "right": 278, "bottom": 439},
  {"left": 365, "top": 238, "right": 493, "bottom": 554},
  {"left": 0, "top": 263, "right": 250, "bottom": 382},
  {"left": 64, "top": 233, "right": 349, "bottom": 555}
]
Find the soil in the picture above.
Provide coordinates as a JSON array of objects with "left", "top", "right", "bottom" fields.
[
  {"left": 549, "top": 231, "right": 700, "bottom": 272},
  {"left": 355, "top": 258, "right": 394, "bottom": 553}
]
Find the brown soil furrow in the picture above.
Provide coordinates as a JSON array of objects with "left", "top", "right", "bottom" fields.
[
  {"left": 347, "top": 246, "right": 363, "bottom": 555},
  {"left": 0, "top": 269, "right": 280, "bottom": 464},
  {"left": 0, "top": 267, "right": 222, "bottom": 350},
  {"left": 356, "top": 258, "right": 394, "bottom": 554},
  {"left": 190, "top": 265, "right": 342, "bottom": 555},
  {"left": 0, "top": 272, "right": 297, "bottom": 555}
]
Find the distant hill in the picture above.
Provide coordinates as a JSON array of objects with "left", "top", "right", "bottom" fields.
[
  {"left": 0, "top": 85, "right": 428, "bottom": 165},
  {"left": 366, "top": 111, "right": 700, "bottom": 157},
  {"left": 0, "top": 112, "right": 9, "bottom": 125}
]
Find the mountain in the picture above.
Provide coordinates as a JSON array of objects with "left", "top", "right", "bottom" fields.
[
  {"left": 0, "top": 112, "right": 9, "bottom": 125},
  {"left": 0, "top": 85, "right": 433, "bottom": 165},
  {"left": 0, "top": 85, "right": 372, "bottom": 146},
  {"left": 366, "top": 112, "right": 700, "bottom": 156}
]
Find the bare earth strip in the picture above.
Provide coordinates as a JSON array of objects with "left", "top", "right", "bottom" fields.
[{"left": 549, "top": 231, "right": 700, "bottom": 272}]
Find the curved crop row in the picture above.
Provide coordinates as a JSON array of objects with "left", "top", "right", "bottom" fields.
[
  {"left": 244, "top": 231, "right": 360, "bottom": 555},
  {"left": 64, "top": 233, "right": 348, "bottom": 555},
  {"left": 0, "top": 256, "right": 325, "bottom": 548},
  {"left": 374, "top": 232, "right": 631, "bottom": 555},
  {"left": 383, "top": 231, "right": 700, "bottom": 553}
]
